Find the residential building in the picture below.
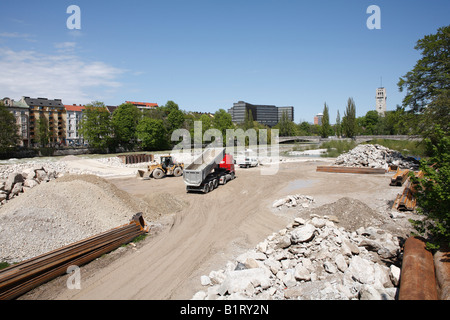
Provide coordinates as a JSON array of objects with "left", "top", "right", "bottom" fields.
[
  {"left": 376, "top": 87, "right": 387, "bottom": 116},
  {"left": 2, "top": 97, "right": 30, "bottom": 147},
  {"left": 106, "top": 105, "right": 118, "bottom": 115},
  {"left": 314, "top": 113, "right": 323, "bottom": 126},
  {"left": 125, "top": 101, "right": 158, "bottom": 110},
  {"left": 64, "top": 104, "right": 85, "bottom": 146},
  {"left": 24, "top": 97, "right": 67, "bottom": 146},
  {"left": 228, "top": 101, "right": 294, "bottom": 127}
]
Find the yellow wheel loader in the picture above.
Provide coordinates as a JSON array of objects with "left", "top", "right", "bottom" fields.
[{"left": 137, "top": 155, "right": 184, "bottom": 179}]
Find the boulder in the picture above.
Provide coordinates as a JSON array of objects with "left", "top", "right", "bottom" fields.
[{"left": 291, "top": 224, "right": 316, "bottom": 244}]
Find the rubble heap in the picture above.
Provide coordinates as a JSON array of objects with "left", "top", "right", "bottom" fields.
[
  {"left": 193, "top": 212, "right": 402, "bottom": 300},
  {"left": 272, "top": 194, "right": 315, "bottom": 209},
  {"left": 334, "top": 144, "right": 419, "bottom": 170},
  {"left": 0, "top": 166, "right": 62, "bottom": 206}
]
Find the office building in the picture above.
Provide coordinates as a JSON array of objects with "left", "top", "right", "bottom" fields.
[{"left": 228, "top": 101, "right": 294, "bottom": 127}]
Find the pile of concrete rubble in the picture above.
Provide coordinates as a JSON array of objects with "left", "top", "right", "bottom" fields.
[
  {"left": 272, "top": 194, "right": 315, "bottom": 209},
  {"left": 0, "top": 165, "right": 63, "bottom": 206},
  {"left": 193, "top": 214, "right": 402, "bottom": 300},
  {"left": 334, "top": 144, "right": 419, "bottom": 170}
]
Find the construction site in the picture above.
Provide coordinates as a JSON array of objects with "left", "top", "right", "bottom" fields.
[{"left": 0, "top": 143, "right": 448, "bottom": 301}]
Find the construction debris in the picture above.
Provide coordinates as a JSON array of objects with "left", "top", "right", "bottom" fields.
[
  {"left": 193, "top": 208, "right": 402, "bottom": 300},
  {"left": 272, "top": 194, "right": 315, "bottom": 209},
  {"left": 334, "top": 144, "right": 419, "bottom": 170},
  {"left": 0, "top": 213, "right": 149, "bottom": 300}
]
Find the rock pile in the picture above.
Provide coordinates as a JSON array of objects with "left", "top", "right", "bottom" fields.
[
  {"left": 334, "top": 144, "right": 418, "bottom": 170},
  {"left": 193, "top": 213, "right": 402, "bottom": 300},
  {"left": 272, "top": 194, "right": 315, "bottom": 209},
  {"left": 0, "top": 166, "right": 61, "bottom": 206}
]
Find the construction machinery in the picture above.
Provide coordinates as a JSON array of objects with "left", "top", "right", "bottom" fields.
[
  {"left": 137, "top": 155, "right": 184, "bottom": 179},
  {"left": 183, "top": 147, "right": 236, "bottom": 193}
]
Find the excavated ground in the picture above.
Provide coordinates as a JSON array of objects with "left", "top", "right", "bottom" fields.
[{"left": 9, "top": 157, "right": 416, "bottom": 300}]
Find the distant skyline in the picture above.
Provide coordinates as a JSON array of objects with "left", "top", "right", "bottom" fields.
[{"left": 0, "top": 0, "right": 449, "bottom": 123}]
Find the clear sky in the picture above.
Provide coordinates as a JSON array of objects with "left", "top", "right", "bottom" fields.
[{"left": 0, "top": 0, "right": 449, "bottom": 123}]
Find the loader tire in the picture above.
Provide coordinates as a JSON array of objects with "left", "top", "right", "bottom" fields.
[
  {"left": 173, "top": 166, "right": 183, "bottom": 177},
  {"left": 153, "top": 168, "right": 165, "bottom": 179}
]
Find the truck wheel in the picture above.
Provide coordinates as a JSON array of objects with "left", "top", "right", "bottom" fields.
[
  {"left": 209, "top": 181, "right": 215, "bottom": 191},
  {"left": 203, "top": 184, "right": 210, "bottom": 193},
  {"left": 213, "top": 179, "right": 219, "bottom": 189},
  {"left": 173, "top": 167, "right": 183, "bottom": 177},
  {"left": 153, "top": 168, "right": 165, "bottom": 179}
]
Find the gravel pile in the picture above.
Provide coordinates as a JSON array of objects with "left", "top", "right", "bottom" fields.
[
  {"left": 0, "top": 175, "right": 140, "bottom": 264},
  {"left": 334, "top": 144, "right": 419, "bottom": 170}
]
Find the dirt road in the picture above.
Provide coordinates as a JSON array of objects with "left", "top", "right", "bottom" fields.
[{"left": 37, "top": 159, "right": 399, "bottom": 300}]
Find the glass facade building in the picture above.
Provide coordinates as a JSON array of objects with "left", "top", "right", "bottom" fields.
[{"left": 228, "top": 101, "right": 294, "bottom": 127}]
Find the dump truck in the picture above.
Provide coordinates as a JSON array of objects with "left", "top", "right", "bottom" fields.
[
  {"left": 183, "top": 147, "right": 236, "bottom": 193},
  {"left": 137, "top": 155, "right": 184, "bottom": 179}
]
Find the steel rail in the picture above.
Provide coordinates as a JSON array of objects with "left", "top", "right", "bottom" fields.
[{"left": 0, "top": 213, "right": 148, "bottom": 300}]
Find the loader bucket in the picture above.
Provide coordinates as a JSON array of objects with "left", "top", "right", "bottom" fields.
[{"left": 137, "top": 170, "right": 151, "bottom": 179}]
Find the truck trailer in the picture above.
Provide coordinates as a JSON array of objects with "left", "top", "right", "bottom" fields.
[{"left": 183, "top": 148, "right": 236, "bottom": 193}]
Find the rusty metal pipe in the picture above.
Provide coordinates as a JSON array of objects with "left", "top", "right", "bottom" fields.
[{"left": 399, "top": 237, "right": 438, "bottom": 300}]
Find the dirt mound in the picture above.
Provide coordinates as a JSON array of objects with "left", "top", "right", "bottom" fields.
[{"left": 306, "top": 197, "right": 383, "bottom": 232}]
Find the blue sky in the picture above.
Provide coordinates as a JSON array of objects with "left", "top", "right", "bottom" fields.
[{"left": 0, "top": 0, "right": 449, "bottom": 123}]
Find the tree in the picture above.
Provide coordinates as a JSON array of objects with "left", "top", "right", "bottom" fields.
[
  {"left": 342, "top": 98, "right": 357, "bottom": 138},
  {"left": 0, "top": 103, "right": 20, "bottom": 152},
  {"left": 167, "top": 108, "right": 185, "bottom": 134},
  {"left": 398, "top": 25, "right": 450, "bottom": 113},
  {"left": 36, "top": 117, "right": 50, "bottom": 147},
  {"left": 78, "top": 101, "right": 113, "bottom": 152},
  {"left": 410, "top": 126, "right": 450, "bottom": 249},
  {"left": 111, "top": 103, "right": 141, "bottom": 150},
  {"left": 335, "top": 110, "right": 342, "bottom": 138},
  {"left": 212, "top": 109, "right": 234, "bottom": 143},
  {"left": 137, "top": 117, "right": 167, "bottom": 151},
  {"left": 420, "top": 89, "right": 450, "bottom": 142},
  {"left": 320, "top": 103, "right": 331, "bottom": 138},
  {"left": 274, "top": 111, "right": 297, "bottom": 137}
]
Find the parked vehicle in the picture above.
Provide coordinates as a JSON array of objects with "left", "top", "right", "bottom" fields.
[
  {"left": 183, "top": 148, "right": 236, "bottom": 193},
  {"left": 236, "top": 150, "right": 259, "bottom": 168}
]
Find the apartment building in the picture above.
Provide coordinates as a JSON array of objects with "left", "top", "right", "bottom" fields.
[
  {"left": 64, "top": 104, "right": 85, "bottom": 146},
  {"left": 2, "top": 97, "right": 30, "bottom": 147},
  {"left": 24, "top": 97, "right": 67, "bottom": 146}
]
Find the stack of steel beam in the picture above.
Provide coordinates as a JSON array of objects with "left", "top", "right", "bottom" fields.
[
  {"left": 392, "top": 171, "right": 424, "bottom": 211},
  {"left": 0, "top": 213, "right": 149, "bottom": 300},
  {"left": 117, "top": 154, "right": 153, "bottom": 164},
  {"left": 390, "top": 169, "right": 411, "bottom": 186},
  {"left": 316, "top": 166, "right": 386, "bottom": 174}
]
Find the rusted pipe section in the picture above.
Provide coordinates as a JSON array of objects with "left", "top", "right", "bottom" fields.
[
  {"left": 434, "top": 248, "right": 450, "bottom": 300},
  {"left": 399, "top": 237, "right": 438, "bottom": 300}
]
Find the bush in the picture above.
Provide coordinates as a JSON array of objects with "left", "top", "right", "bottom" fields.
[
  {"left": 320, "top": 140, "right": 358, "bottom": 157},
  {"left": 410, "top": 127, "right": 450, "bottom": 250}
]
